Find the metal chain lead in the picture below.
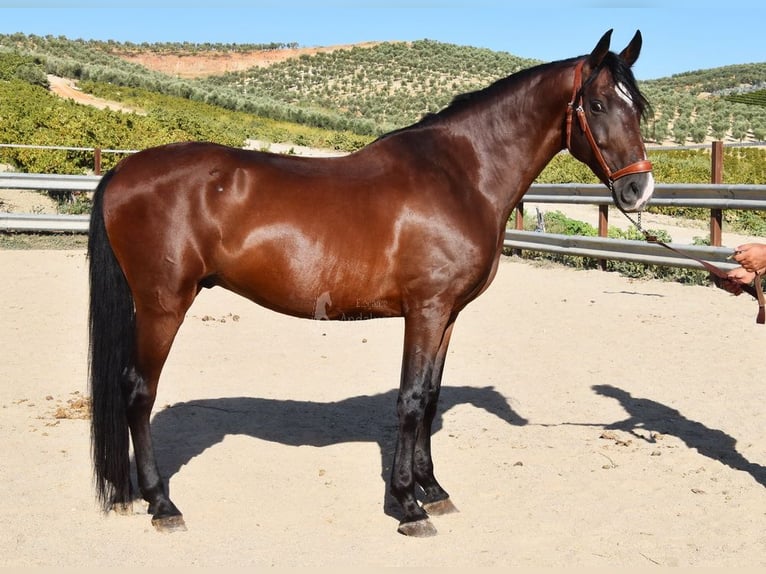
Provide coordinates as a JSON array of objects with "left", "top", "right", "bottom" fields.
[{"left": 620, "top": 209, "right": 655, "bottom": 242}]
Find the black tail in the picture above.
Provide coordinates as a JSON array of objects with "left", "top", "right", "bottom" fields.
[{"left": 87, "top": 169, "right": 135, "bottom": 511}]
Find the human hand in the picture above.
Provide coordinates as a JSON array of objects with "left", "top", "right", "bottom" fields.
[
  {"left": 732, "top": 243, "right": 766, "bottom": 274},
  {"left": 727, "top": 266, "right": 756, "bottom": 287}
]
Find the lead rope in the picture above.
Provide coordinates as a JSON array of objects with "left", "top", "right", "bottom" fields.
[{"left": 621, "top": 210, "right": 765, "bottom": 324}]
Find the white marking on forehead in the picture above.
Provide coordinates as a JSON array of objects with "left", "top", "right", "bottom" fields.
[{"left": 616, "top": 82, "right": 634, "bottom": 108}]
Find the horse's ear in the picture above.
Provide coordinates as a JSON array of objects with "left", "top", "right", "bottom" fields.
[
  {"left": 585, "top": 29, "right": 613, "bottom": 74},
  {"left": 619, "top": 30, "right": 643, "bottom": 67}
]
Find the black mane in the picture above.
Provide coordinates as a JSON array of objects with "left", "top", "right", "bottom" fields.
[
  {"left": 376, "top": 50, "right": 650, "bottom": 142},
  {"left": 374, "top": 64, "right": 540, "bottom": 141}
]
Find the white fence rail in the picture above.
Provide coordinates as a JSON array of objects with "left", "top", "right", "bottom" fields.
[{"left": 1, "top": 173, "right": 765, "bottom": 272}]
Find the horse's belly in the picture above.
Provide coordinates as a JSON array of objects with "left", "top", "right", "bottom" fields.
[{"left": 216, "top": 237, "right": 401, "bottom": 321}]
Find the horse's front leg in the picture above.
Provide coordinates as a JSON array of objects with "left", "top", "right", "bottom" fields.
[
  {"left": 414, "top": 321, "right": 459, "bottom": 517},
  {"left": 391, "top": 311, "right": 453, "bottom": 537}
]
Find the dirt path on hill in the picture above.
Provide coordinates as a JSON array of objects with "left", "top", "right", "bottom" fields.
[{"left": 46, "top": 75, "right": 142, "bottom": 114}]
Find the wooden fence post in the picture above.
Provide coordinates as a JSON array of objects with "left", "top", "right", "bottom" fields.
[
  {"left": 94, "top": 148, "right": 102, "bottom": 175},
  {"left": 710, "top": 141, "right": 723, "bottom": 246},
  {"left": 598, "top": 204, "right": 609, "bottom": 270},
  {"left": 513, "top": 202, "right": 524, "bottom": 256}
]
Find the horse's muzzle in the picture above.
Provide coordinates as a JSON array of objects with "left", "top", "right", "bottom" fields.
[{"left": 612, "top": 170, "right": 654, "bottom": 213}]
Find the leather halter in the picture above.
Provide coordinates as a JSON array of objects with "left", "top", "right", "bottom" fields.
[
  {"left": 567, "top": 60, "right": 764, "bottom": 324},
  {"left": 565, "top": 60, "right": 653, "bottom": 187}
]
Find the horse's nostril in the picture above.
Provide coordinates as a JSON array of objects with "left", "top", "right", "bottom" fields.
[{"left": 621, "top": 181, "right": 639, "bottom": 205}]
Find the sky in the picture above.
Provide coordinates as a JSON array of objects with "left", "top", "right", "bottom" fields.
[{"left": 0, "top": 1, "right": 763, "bottom": 80}]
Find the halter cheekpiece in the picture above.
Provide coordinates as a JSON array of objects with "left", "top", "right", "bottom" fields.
[{"left": 565, "top": 60, "right": 653, "bottom": 189}]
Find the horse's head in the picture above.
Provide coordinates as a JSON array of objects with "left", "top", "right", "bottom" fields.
[{"left": 566, "top": 29, "right": 654, "bottom": 213}]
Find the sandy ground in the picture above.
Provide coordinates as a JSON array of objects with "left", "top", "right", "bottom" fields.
[{"left": 2, "top": 247, "right": 766, "bottom": 567}]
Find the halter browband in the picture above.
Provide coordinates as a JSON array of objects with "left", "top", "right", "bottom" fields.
[{"left": 566, "top": 60, "right": 653, "bottom": 186}]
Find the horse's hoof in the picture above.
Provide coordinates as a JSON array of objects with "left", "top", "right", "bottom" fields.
[
  {"left": 423, "top": 497, "right": 459, "bottom": 516},
  {"left": 111, "top": 502, "right": 133, "bottom": 516},
  {"left": 397, "top": 518, "right": 437, "bottom": 537},
  {"left": 151, "top": 514, "right": 187, "bottom": 533}
]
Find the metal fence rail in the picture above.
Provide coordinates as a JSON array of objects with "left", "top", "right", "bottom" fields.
[
  {"left": 0, "top": 212, "right": 90, "bottom": 232},
  {"left": 0, "top": 172, "right": 100, "bottom": 192},
  {"left": 525, "top": 182, "right": 766, "bottom": 209},
  {"left": 0, "top": 173, "right": 99, "bottom": 232},
  {"left": 503, "top": 230, "right": 740, "bottom": 272},
  {"left": 1, "top": 173, "right": 765, "bottom": 270}
]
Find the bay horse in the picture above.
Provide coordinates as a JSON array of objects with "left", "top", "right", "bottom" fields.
[{"left": 88, "top": 29, "right": 654, "bottom": 537}]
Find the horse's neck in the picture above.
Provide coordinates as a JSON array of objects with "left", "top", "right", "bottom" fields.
[{"left": 447, "top": 66, "right": 573, "bottom": 227}]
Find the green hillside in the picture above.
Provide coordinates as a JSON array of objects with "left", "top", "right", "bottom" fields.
[
  {"left": 640, "top": 63, "right": 766, "bottom": 143},
  {"left": 202, "top": 40, "right": 540, "bottom": 133},
  {"left": 0, "top": 32, "right": 764, "bottom": 175}
]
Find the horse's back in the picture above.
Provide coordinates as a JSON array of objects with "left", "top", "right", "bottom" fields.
[{"left": 100, "top": 142, "right": 406, "bottom": 317}]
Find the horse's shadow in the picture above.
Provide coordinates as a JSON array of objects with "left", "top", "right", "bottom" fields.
[
  {"left": 141, "top": 382, "right": 766, "bottom": 521},
  {"left": 145, "top": 385, "right": 527, "bottom": 520},
  {"left": 592, "top": 384, "right": 766, "bottom": 487}
]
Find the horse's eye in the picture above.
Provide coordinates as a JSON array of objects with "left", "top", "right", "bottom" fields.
[{"left": 590, "top": 101, "right": 605, "bottom": 113}]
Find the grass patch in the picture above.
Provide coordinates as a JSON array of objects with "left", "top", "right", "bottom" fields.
[{"left": 0, "top": 232, "right": 87, "bottom": 250}]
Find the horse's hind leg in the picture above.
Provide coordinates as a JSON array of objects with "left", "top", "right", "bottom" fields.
[{"left": 127, "top": 288, "right": 196, "bottom": 532}]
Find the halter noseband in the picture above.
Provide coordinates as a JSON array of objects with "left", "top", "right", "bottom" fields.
[{"left": 565, "top": 60, "right": 652, "bottom": 188}]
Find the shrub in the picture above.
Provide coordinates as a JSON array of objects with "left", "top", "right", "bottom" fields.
[{"left": 513, "top": 210, "right": 711, "bottom": 285}]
